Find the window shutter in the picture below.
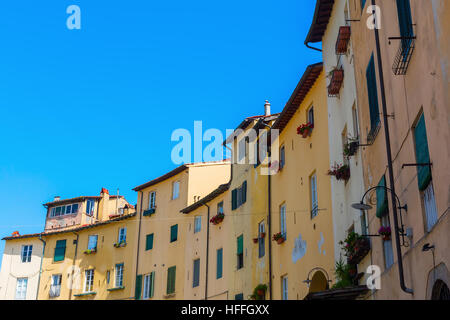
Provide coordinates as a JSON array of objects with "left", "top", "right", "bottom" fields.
[
  {"left": 231, "top": 189, "right": 237, "bottom": 210},
  {"left": 376, "top": 176, "right": 388, "bottom": 218},
  {"left": 414, "top": 114, "right": 432, "bottom": 190},
  {"left": 217, "top": 249, "right": 223, "bottom": 279},
  {"left": 167, "top": 266, "right": 176, "bottom": 294},
  {"left": 170, "top": 225, "right": 178, "bottom": 242},
  {"left": 54, "top": 240, "right": 66, "bottom": 262},
  {"left": 237, "top": 235, "right": 243, "bottom": 255},
  {"left": 193, "top": 259, "right": 200, "bottom": 287},
  {"left": 135, "top": 275, "right": 142, "bottom": 300},
  {"left": 242, "top": 181, "right": 247, "bottom": 204},
  {"left": 366, "top": 55, "right": 380, "bottom": 132},
  {"left": 146, "top": 234, "right": 154, "bottom": 251},
  {"left": 149, "top": 271, "right": 155, "bottom": 298}
]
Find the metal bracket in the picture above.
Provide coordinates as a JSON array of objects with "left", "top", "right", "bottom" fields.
[
  {"left": 401, "top": 162, "right": 432, "bottom": 169},
  {"left": 388, "top": 36, "right": 416, "bottom": 45}
]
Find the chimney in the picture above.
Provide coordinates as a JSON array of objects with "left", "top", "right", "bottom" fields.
[
  {"left": 54, "top": 196, "right": 60, "bottom": 202},
  {"left": 264, "top": 100, "right": 271, "bottom": 116}
]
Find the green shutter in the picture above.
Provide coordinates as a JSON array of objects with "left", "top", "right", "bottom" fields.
[
  {"left": 135, "top": 275, "right": 142, "bottom": 300},
  {"left": 366, "top": 55, "right": 380, "bottom": 132},
  {"left": 241, "top": 181, "right": 247, "bottom": 204},
  {"left": 231, "top": 189, "right": 237, "bottom": 210},
  {"left": 217, "top": 248, "right": 223, "bottom": 279},
  {"left": 193, "top": 259, "right": 200, "bottom": 287},
  {"left": 235, "top": 293, "right": 244, "bottom": 300},
  {"left": 170, "top": 225, "right": 178, "bottom": 242},
  {"left": 54, "top": 240, "right": 66, "bottom": 262},
  {"left": 414, "top": 114, "right": 432, "bottom": 190},
  {"left": 146, "top": 234, "right": 154, "bottom": 251},
  {"left": 237, "top": 235, "right": 243, "bottom": 255},
  {"left": 376, "top": 176, "right": 388, "bottom": 218},
  {"left": 167, "top": 266, "right": 176, "bottom": 294},
  {"left": 149, "top": 271, "right": 155, "bottom": 298}
]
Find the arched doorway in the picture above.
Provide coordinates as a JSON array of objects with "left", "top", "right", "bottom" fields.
[
  {"left": 431, "top": 280, "right": 450, "bottom": 300},
  {"left": 308, "top": 271, "right": 329, "bottom": 293}
]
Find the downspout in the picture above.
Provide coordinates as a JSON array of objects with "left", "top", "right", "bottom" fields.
[
  {"left": 371, "top": 0, "right": 413, "bottom": 294},
  {"left": 305, "top": 41, "right": 323, "bottom": 52},
  {"left": 204, "top": 203, "right": 210, "bottom": 300},
  {"left": 134, "top": 191, "right": 144, "bottom": 299},
  {"left": 68, "top": 232, "right": 79, "bottom": 299},
  {"left": 36, "top": 234, "right": 46, "bottom": 300}
]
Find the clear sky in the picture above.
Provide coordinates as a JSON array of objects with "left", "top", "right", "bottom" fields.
[{"left": 0, "top": 1, "right": 320, "bottom": 262}]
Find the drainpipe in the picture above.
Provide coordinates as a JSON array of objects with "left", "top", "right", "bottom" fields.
[
  {"left": 134, "top": 191, "right": 144, "bottom": 299},
  {"left": 36, "top": 234, "right": 46, "bottom": 300},
  {"left": 305, "top": 41, "right": 323, "bottom": 52},
  {"left": 371, "top": 0, "right": 413, "bottom": 294},
  {"left": 204, "top": 203, "right": 210, "bottom": 300},
  {"left": 68, "top": 232, "right": 79, "bottom": 299}
]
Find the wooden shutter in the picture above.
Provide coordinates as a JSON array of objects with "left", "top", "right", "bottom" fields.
[
  {"left": 170, "top": 225, "right": 178, "bottom": 242},
  {"left": 242, "top": 181, "right": 247, "bottom": 204},
  {"left": 149, "top": 271, "right": 155, "bottom": 298},
  {"left": 135, "top": 275, "right": 142, "bottom": 300},
  {"left": 146, "top": 234, "right": 154, "bottom": 251},
  {"left": 366, "top": 55, "right": 380, "bottom": 131},
  {"left": 167, "top": 266, "right": 176, "bottom": 294},
  {"left": 376, "top": 176, "right": 388, "bottom": 218},
  {"left": 237, "top": 235, "right": 243, "bottom": 255},
  {"left": 193, "top": 259, "right": 200, "bottom": 287},
  {"left": 54, "top": 240, "right": 66, "bottom": 262},
  {"left": 231, "top": 189, "right": 237, "bottom": 210},
  {"left": 414, "top": 114, "right": 432, "bottom": 191},
  {"left": 216, "top": 248, "right": 223, "bottom": 279}
]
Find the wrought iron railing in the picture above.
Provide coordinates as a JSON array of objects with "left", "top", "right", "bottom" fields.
[{"left": 391, "top": 35, "right": 416, "bottom": 75}]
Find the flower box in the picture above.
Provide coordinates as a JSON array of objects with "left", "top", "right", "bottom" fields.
[
  {"left": 83, "top": 248, "right": 97, "bottom": 255},
  {"left": 378, "top": 226, "right": 392, "bottom": 241},
  {"left": 328, "top": 68, "right": 344, "bottom": 97},
  {"left": 109, "top": 214, "right": 121, "bottom": 220},
  {"left": 347, "top": 237, "right": 371, "bottom": 265},
  {"left": 113, "top": 241, "right": 127, "bottom": 248},
  {"left": 297, "top": 122, "right": 314, "bottom": 138},
  {"left": 143, "top": 208, "right": 156, "bottom": 216},
  {"left": 272, "top": 232, "right": 285, "bottom": 244},
  {"left": 251, "top": 284, "right": 267, "bottom": 300},
  {"left": 343, "top": 139, "right": 359, "bottom": 158},
  {"left": 253, "top": 238, "right": 259, "bottom": 244},
  {"left": 210, "top": 213, "right": 225, "bottom": 225},
  {"left": 328, "top": 164, "right": 351, "bottom": 181},
  {"left": 335, "top": 26, "right": 351, "bottom": 55}
]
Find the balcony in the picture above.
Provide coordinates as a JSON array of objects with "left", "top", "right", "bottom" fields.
[
  {"left": 327, "top": 68, "right": 344, "bottom": 97},
  {"left": 335, "top": 26, "right": 351, "bottom": 55},
  {"left": 143, "top": 208, "right": 156, "bottom": 217},
  {"left": 347, "top": 237, "right": 371, "bottom": 265},
  {"left": 391, "top": 36, "right": 415, "bottom": 75}
]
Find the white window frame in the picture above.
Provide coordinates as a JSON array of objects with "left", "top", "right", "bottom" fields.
[
  {"left": 143, "top": 273, "right": 153, "bottom": 299},
  {"left": 118, "top": 227, "right": 127, "bottom": 243},
  {"left": 86, "top": 199, "right": 95, "bottom": 216},
  {"left": 21, "top": 245, "right": 32, "bottom": 263},
  {"left": 282, "top": 276, "right": 288, "bottom": 300},
  {"left": 280, "top": 204, "right": 287, "bottom": 237},
  {"left": 15, "top": 278, "right": 28, "bottom": 300},
  {"left": 88, "top": 235, "right": 98, "bottom": 250},
  {"left": 84, "top": 269, "right": 94, "bottom": 293},
  {"left": 310, "top": 173, "right": 318, "bottom": 218},
  {"left": 50, "top": 203, "right": 79, "bottom": 217},
  {"left": 172, "top": 181, "right": 180, "bottom": 200},
  {"left": 50, "top": 274, "right": 62, "bottom": 297},
  {"left": 194, "top": 216, "right": 201, "bottom": 233},
  {"left": 149, "top": 191, "right": 156, "bottom": 209},
  {"left": 115, "top": 264, "right": 124, "bottom": 288}
]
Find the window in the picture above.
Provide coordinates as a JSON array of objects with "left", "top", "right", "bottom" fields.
[
  {"left": 172, "top": 181, "right": 180, "bottom": 200},
  {"left": 50, "top": 203, "right": 79, "bottom": 217},
  {"left": 366, "top": 54, "right": 380, "bottom": 138},
  {"left": 115, "top": 264, "right": 124, "bottom": 288},
  {"left": 193, "top": 259, "right": 200, "bottom": 288},
  {"left": 15, "top": 278, "right": 28, "bottom": 300},
  {"left": 50, "top": 275, "right": 62, "bottom": 297},
  {"left": 216, "top": 248, "right": 223, "bottom": 279},
  {"left": 282, "top": 276, "right": 288, "bottom": 300},
  {"left": 361, "top": 0, "right": 367, "bottom": 10},
  {"left": 54, "top": 240, "right": 66, "bottom": 262},
  {"left": 86, "top": 199, "right": 95, "bottom": 216},
  {"left": 280, "top": 204, "right": 287, "bottom": 237},
  {"left": 149, "top": 191, "right": 156, "bottom": 209},
  {"left": 413, "top": 113, "right": 437, "bottom": 231},
  {"left": 396, "top": 0, "right": 414, "bottom": 54},
  {"left": 381, "top": 215, "right": 394, "bottom": 269},
  {"left": 170, "top": 224, "right": 178, "bottom": 242},
  {"left": 84, "top": 269, "right": 94, "bottom": 292},
  {"left": 352, "top": 104, "right": 360, "bottom": 138},
  {"left": 231, "top": 181, "right": 247, "bottom": 210},
  {"left": 143, "top": 272, "right": 155, "bottom": 299},
  {"left": 194, "top": 216, "right": 201, "bottom": 233},
  {"left": 145, "top": 233, "right": 154, "bottom": 250},
  {"left": 118, "top": 227, "right": 127, "bottom": 243},
  {"left": 310, "top": 174, "right": 318, "bottom": 218},
  {"left": 360, "top": 211, "right": 368, "bottom": 236},
  {"left": 88, "top": 235, "right": 98, "bottom": 251},
  {"left": 238, "top": 138, "right": 246, "bottom": 163},
  {"left": 166, "top": 266, "right": 176, "bottom": 294},
  {"left": 279, "top": 145, "right": 285, "bottom": 170},
  {"left": 308, "top": 106, "right": 314, "bottom": 126},
  {"left": 237, "top": 235, "right": 244, "bottom": 270},
  {"left": 21, "top": 245, "right": 32, "bottom": 263},
  {"left": 235, "top": 293, "right": 244, "bottom": 300},
  {"left": 258, "top": 222, "right": 265, "bottom": 258},
  {"left": 106, "top": 271, "right": 110, "bottom": 284},
  {"left": 217, "top": 201, "right": 224, "bottom": 215}
]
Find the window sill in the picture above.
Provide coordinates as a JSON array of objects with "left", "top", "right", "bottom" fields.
[
  {"left": 74, "top": 291, "right": 96, "bottom": 297},
  {"left": 164, "top": 293, "right": 176, "bottom": 299},
  {"left": 107, "top": 286, "right": 125, "bottom": 292}
]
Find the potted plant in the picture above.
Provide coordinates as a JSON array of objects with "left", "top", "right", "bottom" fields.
[
  {"left": 113, "top": 240, "right": 127, "bottom": 248},
  {"left": 272, "top": 232, "right": 285, "bottom": 244},
  {"left": 260, "top": 232, "right": 266, "bottom": 238},
  {"left": 339, "top": 231, "right": 370, "bottom": 265},
  {"left": 328, "top": 163, "right": 351, "bottom": 181},
  {"left": 253, "top": 237, "right": 259, "bottom": 244},
  {"left": 250, "top": 284, "right": 267, "bottom": 300},
  {"left": 210, "top": 212, "right": 225, "bottom": 225},
  {"left": 83, "top": 248, "right": 97, "bottom": 255},
  {"left": 343, "top": 137, "right": 359, "bottom": 158},
  {"left": 297, "top": 122, "right": 314, "bottom": 138},
  {"left": 378, "top": 226, "right": 392, "bottom": 241}
]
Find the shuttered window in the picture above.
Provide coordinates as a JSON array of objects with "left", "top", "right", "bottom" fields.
[
  {"left": 135, "top": 275, "right": 142, "bottom": 300},
  {"left": 54, "top": 240, "right": 66, "bottom": 262},
  {"left": 143, "top": 271, "right": 155, "bottom": 299},
  {"left": 366, "top": 54, "right": 380, "bottom": 134},
  {"left": 146, "top": 234, "right": 154, "bottom": 251},
  {"left": 170, "top": 224, "right": 178, "bottom": 242},
  {"left": 193, "top": 259, "right": 200, "bottom": 288},
  {"left": 376, "top": 176, "right": 388, "bottom": 218},
  {"left": 237, "top": 235, "right": 244, "bottom": 269},
  {"left": 231, "top": 181, "right": 247, "bottom": 211},
  {"left": 216, "top": 248, "right": 223, "bottom": 279},
  {"left": 167, "top": 266, "right": 176, "bottom": 294},
  {"left": 413, "top": 114, "right": 432, "bottom": 191},
  {"left": 396, "top": 0, "right": 414, "bottom": 55}
]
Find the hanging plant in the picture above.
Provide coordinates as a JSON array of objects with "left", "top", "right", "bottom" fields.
[
  {"left": 343, "top": 137, "right": 359, "bottom": 158},
  {"left": 113, "top": 240, "right": 127, "bottom": 248},
  {"left": 378, "top": 226, "right": 392, "bottom": 241},
  {"left": 272, "top": 232, "right": 285, "bottom": 244},
  {"left": 250, "top": 284, "right": 267, "bottom": 300},
  {"left": 210, "top": 213, "right": 225, "bottom": 225},
  {"left": 83, "top": 248, "right": 97, "bottom": 255},
  {"left": 253, "top": 237, "right": 259, "bottom": 244},
  {"left": 328, "top": 163, "right": 351, "bottom": 181},
  {"left": 297, "top": 122, "right": 314, "bottom": 138}
]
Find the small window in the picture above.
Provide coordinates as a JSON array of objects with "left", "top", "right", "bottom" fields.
[
  {"left": 258, "top": 222, "right": 265, "bottom": 258},
  {"left": 170, "top": 224, "right": 178, "bottom": 242},
  {"left": 352, "top": 104, "right": 359, "bottom": 138},
  {"left": 15, "top": 278, "right": 28, "bottom": 300},
  {"left": 216, "top": 248, "right": 223, "bottom": 279},
  {"left": 87, "top": 235, "right": 98, "bottom": 251},
  {"left": 115, "top": 264, "right": 124, "bottom": 288},
  {"left": 308, "top": 106, "right": 314, "bottom": 126},
  {"left": 381, "top": 215, "right": 394, "bottom": 269},
  {"left": 217, "top": 201, "right": 224, "bottom": 215},
  {"left": 366, "top": 54, "right": 381, "bottom": 137},
  {"left": 237, "top": 235, "right": 244, "bottom": 270},
  {"left": 106, "top": 271, "right": 110, "bottom": 284},
  {"left": 21, "top": 245, "right": 32, "bottom": 263},
  {"left": 146, "top": 234, "right": 154, "bottom": 251},
  {"left": 310, "top": 173, "right": 318, "bottom": 218},
  {"left": 282, "top": 276, "right": 288, "bottom": 300},
  {"left": 143, "top": 272, "right": 155, "bottom": 299},
  {"left": 193, "top": 259, "right": 200, "bottom": 288},
  {"left": 172, "top": 181, "right": 180, "bottom": 200},
  {"left": 149, "top": 191, "right": 156, "bottom": 209},
  {"left": 194, "top": 216, "right": 201, "bottom": 233},
  {"left": 72, "top": 203, "right": 79, "bottom": 214},
  {"left": 118, "top": 227, "right": 127, "bottom": 243},
  {"left": 280, "top": 204, "right": 287, "bottom": 237},
  {"left": 279, "top": 145, "right": 285, "bottom": 170},
  {"left": 86, "top": 199, "right": 95, "bottom": 216},
  {"left": 50, "top": 275, "right": 62, "bottom": 297},
  {"left": 238, "top": 138, "right": 246, "bottom": 163},
  {"left": 166, "top": 266, "right": 176, "bottom": 294},
  {"left": 84, "top": 269, "right": 94, "bottom": 292},
  {"left": 54, "top": 240, "right": 66, "bottom": 262}
]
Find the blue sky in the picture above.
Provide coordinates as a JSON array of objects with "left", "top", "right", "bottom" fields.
[{"left": 0, "top": 1, "right": 319, "bottom": 261}]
